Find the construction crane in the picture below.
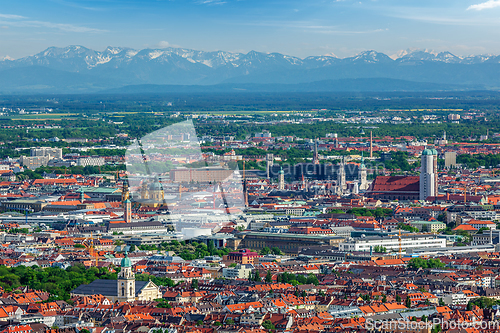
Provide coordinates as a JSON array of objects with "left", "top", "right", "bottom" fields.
[{"left": 83, "top": 233, "right": 99, "bottom": 267}]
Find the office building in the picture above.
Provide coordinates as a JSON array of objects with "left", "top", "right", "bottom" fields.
[
  {"left": 444, "top": 152, "right": 457, "bottom": 168},
  {"left": 339, "top": 234, "right": 446, "bottom": 252}
]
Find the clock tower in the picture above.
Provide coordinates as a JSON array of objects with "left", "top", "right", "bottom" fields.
[{"left": 117, "top": 252, "right": 135, "bottom": 302}]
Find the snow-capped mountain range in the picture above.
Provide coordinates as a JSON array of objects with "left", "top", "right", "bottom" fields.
[{"left": 1, "top": 46, "right": 500, "bottom": 93}]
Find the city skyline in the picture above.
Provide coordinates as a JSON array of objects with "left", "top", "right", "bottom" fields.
[{"left": 1, "top": 0, "right": 500, "bottom": 60}]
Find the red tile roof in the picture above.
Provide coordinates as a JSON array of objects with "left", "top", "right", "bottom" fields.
[
  {"left": 369, "top": 176, "right": 420, "bottom": 193},
  {"left": 453, "top": 224, "right": 478, "bottom": 231},
  {"left": 33, "top": 179, "right": 78, "bottom": 186}
]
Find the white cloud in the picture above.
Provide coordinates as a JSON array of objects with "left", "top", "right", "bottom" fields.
[
  {"left": 26, "top": 20, "right": 105, "bottom": 33},
  {"left": 0, "top": 13, "right": 26, "bottom": 19},
  {"left": 0, "top": 18, "right": 105, "bottom": 33},
  {"left": 197, "top": 0, "right": 227, "bottom": 5},
  {"left": 158, "top": 41, "right": 170, "bottom": 48},
  {"left": 0, "top": 12, "right": 105, "bottom": 33},
  {"left": 315, "top": 28, "right": 388, "bottom": 34},
  {"left": 467, "top": 0, "right": 500, "bottom": 10}
]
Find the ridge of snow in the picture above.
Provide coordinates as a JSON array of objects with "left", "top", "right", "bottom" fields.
[{"left": 149, "top": 51, "right": 165, "bottom": 60}]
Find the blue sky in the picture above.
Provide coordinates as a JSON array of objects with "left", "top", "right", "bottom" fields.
[{"left": 1, "top": 0, "right": 500, "bottom": 59}]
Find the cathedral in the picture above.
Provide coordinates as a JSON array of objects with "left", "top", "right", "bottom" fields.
[
  {"left": 140, "top": 177, "right": 164, "bottom": 202},
  {"left": 71, "top": 252, "right": 162, "bottom": 303},
  {"left": 136, "top": 177, "right": 166, "bottom": 208},
  {"left": 120, "top": 177, "right": 166, "bottom": 209}
]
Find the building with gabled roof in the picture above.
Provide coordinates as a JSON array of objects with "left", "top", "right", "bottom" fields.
[
  {"left": 366, "top": 176, "right": 420, "bottom": 201},
  {"left": 71, "top": 252, "right": 161, "bottom": 303}
]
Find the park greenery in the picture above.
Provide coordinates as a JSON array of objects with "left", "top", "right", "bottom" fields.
[
  {"left": 6, "top": 228, "right": 30, "bottom": 234},
  {"left": 398, "top": 223, "right": 419, "bottom": 233},
  {"left": 407, "top": 258, "right": 445, "bottom": 269},
  {"left": 0, "top": 262, "right": 179, "bottom": 302},
  {"left": 259, "top": 247, "right": 284, "bottom": 256},
  {"left": 0, "top": 264, "right": 117, "bottom": 301},
  {"left": 467, "top": 297, "right": 500, "bottom": 310},
  {"left": 276, "top": 272, "right": 319, "bottom": 286},
  {"left": 457, "top": 153, "right": 500, "bottom": 169},
  {"left": 328, "top": 207, "right": 393, "bottom": 218},
  {"left": 383, "top": 151, "right": 417, "bottom": 171},
  {"left": 16, "top": 164, "right": 125, "bottom": 181},
  {"left": 138, "top": 240, "right": 230, "bottom": 261},
  {"left": 155, "top": 298, "right": 172, "bottom": 308}
]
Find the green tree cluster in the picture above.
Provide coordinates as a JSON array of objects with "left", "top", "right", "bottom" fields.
[
  {"left": 467, "top": 297, "right": 500, "bottom": 310},
  {"left": 138, "top": 240, "right": 230, "bottom": 260},
  {"left": 457, "top": 153, "right": 500, "bottom": 169},
  {"left": 276, "top": 272, "right": 319, "bottom": 286},
  {"left": 0, "top": 264, "right": 117, "bottom": 300},
  {"left": 259, "top": 247, "right": 283, "bottom": 255},
  {"left": 383, "top": 151, "right": 414, "bottom": 171},
  {"left": 262, "top": 320, "right": 276, "bottom": 330},
  {"left": 347, "top": 208, "right": 393, "bottom": 218},
  {"left": 16, "top": 163, "right": 125, "bottom": 180},
  {"left": 398, "top": 223, "right": 419, "bottom": 233},
  {"left": 373, "top": 245, "right": 387, "bottom": 253},
  {"left": 407, "top": 258, "right": 445, "bottom": 269},
  {"left": 7, "top": 228, "right": 30, "bottom": 234},
  {"left": 155, "top": 298, "right": 172, "bottom": 308}
]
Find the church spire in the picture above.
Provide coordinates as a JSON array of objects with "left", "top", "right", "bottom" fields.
[
  {"left": 278, "top": 166, "right": 285, "bottom": 190},
  {"left": 118, "top": 250, "right": 135, "bottom": 302},
  {"left": 121, "top": 179, "right": 130, "bottom": 203}
]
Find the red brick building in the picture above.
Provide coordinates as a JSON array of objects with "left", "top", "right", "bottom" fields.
[
  {"left": 227, "top": 249, "right": 262, "bottom": 264},
  {"left": 366, "top": 176, "right": 420, "bottom": 201}
]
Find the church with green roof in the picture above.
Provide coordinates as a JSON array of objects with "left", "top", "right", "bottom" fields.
[{"left": 71, "top": 252, "right": 161, "bottom": 303}]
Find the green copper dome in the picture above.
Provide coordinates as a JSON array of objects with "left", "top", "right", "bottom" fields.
[
  {"left": 121, "top": 251, "right": 132, "bottom": 268},
  {"left": 150, "top": 181, "right": 163, "bottom": 191},
  {"left": 422, "top": 149, "right": 432, "bottom": 156},
  {"left": 431, "top": 149, "right": 438, "bottom": 155}
]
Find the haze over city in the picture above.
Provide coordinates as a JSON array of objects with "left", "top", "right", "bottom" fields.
[{"left": 3, "top": 1, "right": 500, "bottom": 333}]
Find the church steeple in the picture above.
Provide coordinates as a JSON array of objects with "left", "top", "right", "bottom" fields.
[
  {"left": 278, "top": 166, "right": 285, "bottom": 190},
  {"left": 79, "top": 187, "right": 85, "bottom": 203},
  {"left": 313, "top": 139, "right": 319, "bottom": 164},
  {"left": 117, "top": 251, "right": 135, "bottom": 302},
  {"left": 121, "top": 179, "right": 130, "bottom": 203},
  {"left": 337, "top": 157, "right": 346, "bottom": 195},
  {"left": 359, "top": 152, "right": 368, "bottom": 191}
]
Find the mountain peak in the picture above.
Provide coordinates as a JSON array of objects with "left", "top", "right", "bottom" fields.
[
  {"left": 349, "top": 50, "right": 393, "bottom": 63},
  {"left": 322, "top": 52, "right": 338, "bottom": 58},
  {"left": 1, "top": 45, "right": 499, "bottom": 93},
  {"left": 391, "top": 48, "right": 439, "bottom": 60}
]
